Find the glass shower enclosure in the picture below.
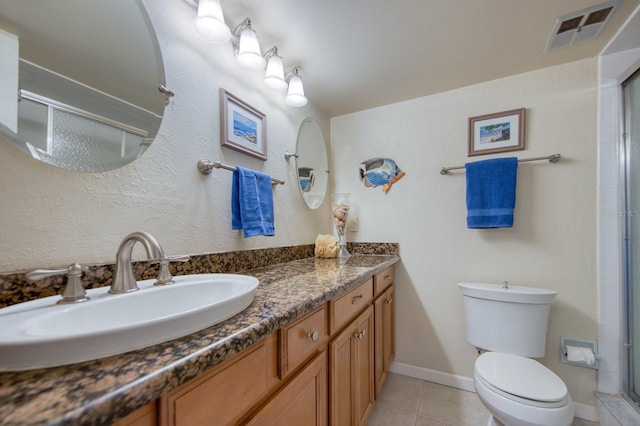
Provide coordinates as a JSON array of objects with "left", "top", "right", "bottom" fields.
[{"left": 623, "top": 67, "right": 640, "bottom": 403}]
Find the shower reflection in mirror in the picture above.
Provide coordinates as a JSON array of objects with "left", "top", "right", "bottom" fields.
[
  {"left": 18, "top": 87, "right": 154, "bottom": 172},
  {"left": 298, "top": 167, "right": 315, "bottom": 192},
  {"left": 0, "top": 0, "right": 166, "bottom": 173}
]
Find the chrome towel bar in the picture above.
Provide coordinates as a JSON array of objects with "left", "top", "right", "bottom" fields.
[
  {"left": 440, "top": 153, "right": 561, "bottom": 175},
  {"left": 197, "top": 159, "right": 285, "bottom": 185}
]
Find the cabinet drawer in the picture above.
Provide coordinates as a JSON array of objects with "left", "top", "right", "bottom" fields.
[
  {"left": 160, "top": 334, "right": 278, "bottom": 426},
  {"left": 373, "top": 266, "right": 394, "bottom": 296},
  {"left": 281, "top": 305, "right": 328, "bottom": 377},
  {"left": 330, "top": 279, "right": 373, "bottom": 334}
]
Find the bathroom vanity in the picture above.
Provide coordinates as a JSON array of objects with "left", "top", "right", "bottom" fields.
[{"left": 0, "top": 249, "right": 398, "bottom": 425}]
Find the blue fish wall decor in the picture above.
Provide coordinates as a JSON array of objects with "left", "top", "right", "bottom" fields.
[{"left": 359, "top": 158, "right": 405, "bottom": 193}]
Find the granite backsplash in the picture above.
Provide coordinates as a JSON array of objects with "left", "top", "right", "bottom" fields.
[{"left": 0, "top": 242, "right": 399, "bottom": 308}]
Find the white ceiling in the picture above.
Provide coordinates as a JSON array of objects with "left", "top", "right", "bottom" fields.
[
  {"left": 221, "top": 0, "right": 640, "bottom": 117},
  {"left": 2, "top": 0, "right": 638, "bottom": 119}
]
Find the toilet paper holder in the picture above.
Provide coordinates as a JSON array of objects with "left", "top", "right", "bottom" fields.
[{"left": 560, "top": 336, "right": 599, "bottom": 369}]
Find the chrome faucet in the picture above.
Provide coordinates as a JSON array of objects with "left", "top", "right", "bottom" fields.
[{"left": 110, "top": 232, "right": 165, "bottom": 294}]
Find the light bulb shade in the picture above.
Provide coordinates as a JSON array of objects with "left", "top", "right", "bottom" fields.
[
  {"left": 264, "top": 55, "right": 287, "bottom": 90},
  {"left": 285, "top": 75, "right": 308, "bottom": 107},
  {"left": 193, "top": 0, "right": 231, "bottom": 44},
  {"left": 237, "top": 28, "right": 266, "bottom": 70}
]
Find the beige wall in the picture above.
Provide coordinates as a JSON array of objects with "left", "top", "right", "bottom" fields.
[
  {"left": 0, "top": 0, "right": 330, "bottom": 273},
  {"left": 331, "top": 58, "right": 598, "bottom": 405}
]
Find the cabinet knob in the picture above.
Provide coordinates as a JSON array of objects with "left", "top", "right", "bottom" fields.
[
  {"left": 384, "top": 275, "right": 391, "bottom": 281},
  {"left": 351, "top": 294, "right": 364, "bottom": 304},
  {"left": 354, "top": 330, "right": 366, "bottom": 340},
  {"left": 385, "top": 297, "right": 393, "bottom": 305},
  {"left": 306, "top": 331, "right": 319, "bottom": 342}
]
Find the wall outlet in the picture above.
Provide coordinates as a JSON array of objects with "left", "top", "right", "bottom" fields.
[{"left": 348, "top": 217, "right": 358, "bottom": 232}]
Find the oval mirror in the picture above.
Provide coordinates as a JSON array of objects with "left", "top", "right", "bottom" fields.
[
  {"left": 295, "top": 118, "right": 329, "bottom": 209},
  {"left": 0, "top": 0, "right": 166, "bottom": 172}
]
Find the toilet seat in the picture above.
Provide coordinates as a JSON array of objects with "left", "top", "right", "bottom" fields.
[{"left": 475, "top": 352, "right": 569, "bottom": 408}]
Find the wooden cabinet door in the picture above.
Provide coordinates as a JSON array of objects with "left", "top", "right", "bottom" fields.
[
  {"left": 329, "top": 305, "right": 374, "bottom": 426},
  {"left": 246, "top": 351, "right": 327, "bottom": 426},
  {"left": 374, "top": 284, "right": 395, "bottom": 399},
  {"left": 354, "top": 305, "right": 374, "bottom": 426},
  {"left": 112, "top": 402, "right": 156, "bottom": 426},
  {"left": 329, "top": 317, "right": 354, "bottom": 426},
  {"left": 159, "top": 334, "right": 279, "bottom": 426},
  {"left": 381, "top": 286, "right": 395, "bottom": 375}
]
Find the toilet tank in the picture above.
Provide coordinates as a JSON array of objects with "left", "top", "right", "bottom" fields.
[{"left": 458, "top": 282, "right": 557, "bottom": 358}]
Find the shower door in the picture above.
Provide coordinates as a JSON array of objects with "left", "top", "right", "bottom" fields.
[{"left": 623, "top": 67, "right": 640, "bottom": 402}]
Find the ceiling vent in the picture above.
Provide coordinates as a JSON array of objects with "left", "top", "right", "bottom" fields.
[{"left": 544, "top": 0, "right": 620, "bottom": 52}]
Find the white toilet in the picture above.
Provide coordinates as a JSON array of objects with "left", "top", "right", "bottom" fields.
[{"left": 458, "top": 282, "right": 574, "bottom": 426}]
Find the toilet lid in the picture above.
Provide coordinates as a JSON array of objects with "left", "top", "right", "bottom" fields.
[{"left": 475, "top": 352, "right": 568, "bottom": 403}]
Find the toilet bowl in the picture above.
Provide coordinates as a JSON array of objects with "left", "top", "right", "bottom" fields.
[
  {"left": 473, "top": 352, "right": 574, "bottom": 426},
  {"left": 458, "top": 283, "right": 574, "bottom": 426}
]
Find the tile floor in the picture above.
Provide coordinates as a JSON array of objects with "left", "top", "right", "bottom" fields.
[{"left": 368, "top": 373, "right": 599, "bottom": 426}]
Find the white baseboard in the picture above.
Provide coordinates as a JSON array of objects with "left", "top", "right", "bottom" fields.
[
  {"left": 389, "top": 361, "right": 475, "bottom": 392},
  {"left": 573, "top": 401, "right": 599, "bottom": 423},
  {"left": 389, "top": 361, "right": 599, "bottom": 423}
]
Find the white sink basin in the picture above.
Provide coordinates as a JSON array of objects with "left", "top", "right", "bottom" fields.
[{"left": 0, "top": 274, "right": 259, "bottom": 371}]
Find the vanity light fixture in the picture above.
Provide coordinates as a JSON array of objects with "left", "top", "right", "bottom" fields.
[
  {"left": 233, "top": 18, "right": 266, "bottom": 70},
  {"left": 192, "top": 0, "right": 231, "bottom": 44},
  {"left": 189, "top": 2, "right": 309, "bottom": 107},
  {"left": 263, "top": 47, "right": 288, "bottom": 91},
  {"left": 285, "top": 68, "right": 308, "bottom": 107}
]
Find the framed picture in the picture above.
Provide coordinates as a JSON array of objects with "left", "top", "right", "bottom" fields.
[
  {"left": 468, "top": 108, "right": 525, "bottom": 157},
  {"left": 220, "top": 89, "right": 267, "bottom": 160}
]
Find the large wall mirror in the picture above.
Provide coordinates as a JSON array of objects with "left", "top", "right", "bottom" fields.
[
  {"left": 295, "top": 118, "right": 329, "bottom": 209},
  {"left": 0, "top": 0, "right": 167, "bottom": 172}
]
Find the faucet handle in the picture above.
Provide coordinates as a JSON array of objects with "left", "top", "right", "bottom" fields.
[
  {"left": 149, "top": 255, "right": 190, "bottom": 286},
  {"left": 160, "top": 255, "right": 190, "bottom": 263},
  {"left": 26, "top": 263, "right": 90, "bottom": 304},
  {"left": 148, "top": 255, "right": 190, "bottom": 263}
]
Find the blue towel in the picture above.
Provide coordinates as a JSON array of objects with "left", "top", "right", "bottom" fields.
[
  {"left": 232, "top": 167, "right": 275, "bottom": 237},
  {"left": 465, "top": 157, "right": 518, "bottom": 229}
]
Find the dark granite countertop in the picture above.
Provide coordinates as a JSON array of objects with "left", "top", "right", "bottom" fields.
[{"left": 0, "top": 254, "right": 399, "bottom": 425}]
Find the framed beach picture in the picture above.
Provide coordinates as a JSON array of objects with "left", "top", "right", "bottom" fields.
[
  {"left": 220, "top": 89, "right": 267, "bottom": 160},
  {"left": 468, "top": 108, "right": 525, "bottom": 157}
]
